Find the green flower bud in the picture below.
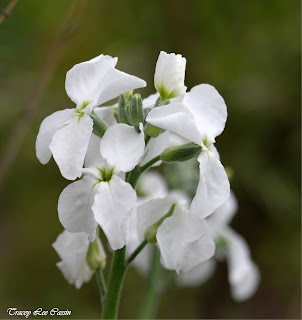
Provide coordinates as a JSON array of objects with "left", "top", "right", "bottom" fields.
[
  {"left": 90, "top": 111, "right": 109, "bottom": 138},
  {"left": 144, "top": 203, "right": 176, "bottom": 243},
  {"left": 128, "top": 94, "right": 144, "bottom": 127},
  {"left": 86, "top": 236, "right": 106, "bottom": 271},
  {"left": 160, "top": 142, "right": 202, "bottom": 163},
  {"left": 118, "top": 91, "right": 133, "bottom": 124}
]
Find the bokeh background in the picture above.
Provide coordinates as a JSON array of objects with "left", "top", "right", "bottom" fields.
[{"left": 0, "top": 0, "right": 300, "bottom": 319}]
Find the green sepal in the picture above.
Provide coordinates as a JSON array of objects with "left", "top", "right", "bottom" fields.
[
  {"left": 144, "top": 122, "right": 161, "bottom": 138},
  {"left": 144, "top": 203, "right": 176, "bottom": 243},
  {"left": 118, "top": 91, "right": 133, "bottom": 124},
  {"left": 160, "top": 142, "right": 202, "bottom": 163},
  {"left": 90, "top": 111, "right": 109, "bottom": 138},
  {"left": 128, "top": 94, "right": 144, "bottom": 127}
]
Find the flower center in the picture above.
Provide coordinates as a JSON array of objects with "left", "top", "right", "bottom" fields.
[{"left": 98, "top": 167, "right": 114, "bottom": 182}]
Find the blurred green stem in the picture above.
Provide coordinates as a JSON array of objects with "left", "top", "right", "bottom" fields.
[
  {"left": 125, "top": 239, "right": 148, "bottom": 267},
  {"left": 138, "top": 245, "right": 162, "bottom": 319},
  {"left": 101, "top": 247, "right": 126, "bottom": 319},
  {"left": 95, "top": 267, "right": 107, "bottom": 303}
]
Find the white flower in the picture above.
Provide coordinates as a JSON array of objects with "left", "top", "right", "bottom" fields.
[
  {"left": 36, "top": 54, "right": 146, "bottom": 180},
  {"left": 154, "top": 51, "right": 186, "bottom": 100},
  {"left": 126, "top": 171, "right": 169, "bottom": 275},
  {"left": 177, "top": 192, "right": 260, "bottom": 302},
  {"left": 137, "top": 171, "right": 168, "bottom": 201},
  {"left": 146, "top": 84, "right": 230, "bottom": 219},
  {"left": 135, "top": 195, "right": 215, "bottom": 273},
  {"left": 58, "top": 123, "right": 145, "bottom": 249},
  {"left": 52, "top": 231, "right": 96, "bottom": 289}
]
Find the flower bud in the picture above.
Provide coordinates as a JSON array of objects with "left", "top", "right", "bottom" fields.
[
  {"left": 127, "top": 94, "right": 144, "bottom": 127},
  {"left": 144, "top": 203, "right": 176, "bottom": 243},
  {"left": 154, "top": 51, "right": 186, "bottom": 100},
  {"left": 86, "top": 236, "right": 106, "bottom": 271},
  {"left": 118, "top": 91, "right": 133, "bottom": 124},
  {"left": 160, "top": 142, "right": 202, "bottom": 163},
  {"left": 90, "top": 111, "right": 109, "bottom": 138}
]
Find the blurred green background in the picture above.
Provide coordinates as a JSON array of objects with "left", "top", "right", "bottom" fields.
[{"left": 0, "top": 0, "right": 300, "bottom": 319}]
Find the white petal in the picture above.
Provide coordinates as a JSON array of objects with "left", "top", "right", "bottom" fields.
[
  {"left": 50, "top": 113, "right": 93, "bottom": 180},
  {"left": 177, "top": 259, "right": 216, "bottom": 287},
  {"left": 183, "top": 84, "right": 227, "bottom": 142},
  {"left": 93, "top": 106, "right": 117, "bottom": 126},
  {"left": 136, "top": 195, "right": 177, "bottom": 241},
  {"left": 92, "top": 175, "right": 136, "bottom": 250},
  {"left": 100, "top": 123, "right": 145, "bottom": 173},
  {"left": 146, "top": 103, "right": 202, "bottom": 144},
  {"left": 143, "top": 92, "right": 160, "bottom": 109},
  {"left": 84, "top": 133, "right": 105, "bottom": 169},
  {"left": 36, "top": 109, "right": 75, "bottom": 164},
  {"left": 190, "top": 151, "right": 230, "bottom": 219},
  {"left": 53, "top": 231, "right": 94, "bottom": 288},
  {"left": 137, "top": 171, "right": 168, "bottom": 200},
  {"left": 58, "top": 175, "right": 98, "bottom": 242},
  {"left": 126, "top": 212, "right": 152, "bottom": 276},
  {"left": 96, "top": 68, "right": 146, "bottom": 106},
  {"left": 154, "top": 51, "right": 187, "bottom": 99},
  {"left": 65, "top": 54, "right": 117, "bottom": 105},
  {"left": 225, "top": 228, "right": 260, "bottom": 301},
  {"left": 157, "top": 211, "right": 215, "bottom": 273},
  {"left": 140, "top": 131, "right": 170, "bottom": 167},
  {"left": 208, "top": 191, "right": 238, "bottom": 227}
]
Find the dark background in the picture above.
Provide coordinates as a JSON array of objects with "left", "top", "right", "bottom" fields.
[{"left": 0, "top": 0, "right": 300, "bottom": 318}]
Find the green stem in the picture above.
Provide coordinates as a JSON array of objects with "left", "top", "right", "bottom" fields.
[
  {"left": 138, "top": 246, "right": 162, "bottom": 319},
  {"left": 101, "top": 247, "right": 126, "bottom": 319},
  {"left": 95, "top": 267, "right": 107, "bottom": 302},
  {"left": 125, "top": 239, "right": 148, "bottom": 267},
  {"left": 126, "top": 155, "right": 161, "bottom": 189},
  {"left": 140, "top": 155, "right": 161, "bottom": 173}
]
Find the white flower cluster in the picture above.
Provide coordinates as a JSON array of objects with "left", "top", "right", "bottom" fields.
[{"left": 36, "top": 51, "right": 259, "bottom": 300}]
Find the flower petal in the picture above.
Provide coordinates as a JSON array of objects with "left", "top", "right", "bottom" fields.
[
  {"left": 84, "top": 133, "right": 105, "bottom": 169},
  {"left": 36, "top": 109, "right": 75, "bottom": 164},
  {"left": 208, "top": 191, "right": 238, "bottom": 227},
  {"left": 92, "top": 175, "right": 136, "bottom": 250},
  {"left": 154, "top": 51, "right": 187, "bottom": 100},
  {"left": 137, "top": 171, "right": 168, "bottom": 201},
  {"left": 146, "top": 103, "right": 202, "bottom": 144},
  {"left": 100, "top": 123, "right": 145, "bottom": 173},
  {"left": 190, "top": 151, "right": 230, "bottom": 219},
  {"left": 96, "top": 68, "right": 146, "bottom": 106},
  {"left": 176, "top": 259, "right": 216, "bottom": 287},
  {"left": 65, "top": 54, "right": 117, "bottom": 105},
  {"left": 157, "top": 211, "right": 215, "bottom": 273},
  {"left": 93, "top": 106, "right": 117, "bottom": 126},
  {"left": 140, "top": 131, "right": 170, "bottom": 167},
  {"left": 53, "top": 231, "right": 94, "bottom": 288},
  {"left": 224, "top": 228, "right": 260, "bottom": 301},
  {"left": 136, "top": 195, "right": 176, "bottom": 241},
  {"left": 143, "top": 92, "right": 159, "bottom": 109},
  {"left": 58, "top": 175, "right": 98, "bottom": 242},
  {"left": 126, "top": 212, "right": 152, "bottom": 275},
  {"left": 50, "top": 113, "right": 93, "bottom": 180},
  {"left": 183, "top": 84, "right": 227, "bottom": 142}
]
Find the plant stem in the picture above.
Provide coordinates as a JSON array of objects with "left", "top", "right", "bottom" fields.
[
  {"left": 125, "top": 239, "right": 148, "bottom": 267},
  {"left": 138, "top": 246, "right": 162, "bottom": 319},
  {"left": 101, "top": 247, "right": 126, "bottom": 319},
  {"left": 95, "top": 267, "right": 107, "bottom": 303},
  {"left": 140, "top": 155, "right": 161, "bottom": 173}
]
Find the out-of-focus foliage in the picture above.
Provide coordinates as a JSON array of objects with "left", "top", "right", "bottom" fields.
[{"left": 0, "top": 0, "right": 300, "bottom": 319}]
